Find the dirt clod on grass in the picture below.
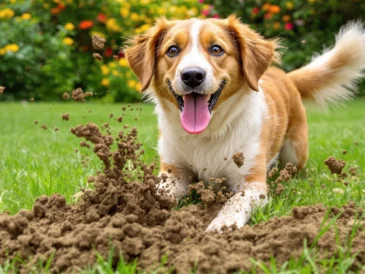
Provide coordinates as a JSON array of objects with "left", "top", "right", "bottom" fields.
[
  {"left": 91, "top": 35, "right": 106, "bottom": 50},
  {"left": 232, "top": 152, "right": 244, "bottom": 167},
  {"left": 62, "top": 113, "right": 70, "bottom": 121},
  {"left": 325, "top": 156, "right": 346, "bottom": 175},
  {"left": 1, "top": 124, "right": 365, "bottom": 274}
]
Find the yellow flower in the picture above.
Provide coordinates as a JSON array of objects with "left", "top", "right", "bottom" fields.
[
  {"left": 157, "top": 7, "right": 165, "bottom": 15},
  {"left": 43, "top": 3, "right": 50, "bottom": 9},
  {"left": 0, "top": 48, "right": 6, "bottom": 55},
  {"left": 106, "top": 18, "right": 121, "bottom": 32},
  {"left": 64, "top": 23, "right": 75, "bottom": 31},
  {"left": 120, "top": 7, "right": 129, "bottom": 18},
  {"left": 5, "top": 44, "right": 19, "bottom": 53},
  {"left": 127, "top": 79, "right": 137, "bottom": 88},
  {"left": 285, "top": 1, "right": 294, "bottom": 10},
  {"left": 130, "top": 12, "right": 139, "bottom": 21},
  {"left": 273, "top": 22, "right": 281, "bottom": 30},
  {"left": 21, "top": 13, "right": 32, "bottom": 20},
  {"left": 112, "top": 70, "right": 120, "bottom": 76},
  {"left": 109, "top": 62, "right": 117, "bottom": 68},
  {"left": 101, "top": 65, "right": 110, "bottom": 75},
  {"left": 135, "top": 82, "right": 142, "bottom": 91},
  {"left": 101, "top": 78, "right": 110, "bottom": 87},
  {"left": 119, "top": 58, "right": 128, "bottom": 67},
  {"left": 0, "top": 8, "right": 15, "bottom": 18},
  {"left": 67, "top": 0, "right": 73, "bottom": 3},
  {"left": 139, "top": 24, "right": 151, "bottom": 33},
  {"left": 62, "top": 37, "right": 74, "bottom": 46}
]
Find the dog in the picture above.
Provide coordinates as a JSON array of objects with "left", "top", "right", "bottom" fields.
[{"left": 125, "top": 15, "right": 365, "bottom": 232}]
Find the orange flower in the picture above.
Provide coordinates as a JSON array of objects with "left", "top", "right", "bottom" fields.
[
  {"left": 97, "top": 13, "right": 107, "bottom": 24},
  {"left": 79, "top": 20, "right": 94, "bottom": 30},
  {"left": 282, "top": 15, "right": 291, "bottom": 22},
  {"left": 51, "top": 7, "right": 60, "bottom": 14},
  {"left": 269, "top": 5, "right": 280, "bottom": 13},
  {"left": 262, "top": 3, "right": 271, "bottom": 11}
]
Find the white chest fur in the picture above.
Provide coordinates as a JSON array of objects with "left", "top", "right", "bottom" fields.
[{"left": 154, "top": 87, "right": 267, "bottom": 188}]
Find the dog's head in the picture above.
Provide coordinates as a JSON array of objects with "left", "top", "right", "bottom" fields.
[{"left": 125, "top": 15, "right": 279, "bottom": 134}]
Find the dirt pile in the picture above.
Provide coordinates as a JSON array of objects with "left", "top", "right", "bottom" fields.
[{"left": 1, "top": 124, "right": 365, "bottom": 273}]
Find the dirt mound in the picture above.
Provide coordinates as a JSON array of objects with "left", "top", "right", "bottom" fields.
[{"left": 1, "top": 124, "right": 365, "bottom": 273}]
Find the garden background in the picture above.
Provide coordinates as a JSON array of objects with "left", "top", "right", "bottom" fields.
[{"left": 1, "top": 0, "right": 365, "bottom": 102}]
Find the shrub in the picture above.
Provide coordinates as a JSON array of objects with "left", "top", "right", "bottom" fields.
[{"left": 0, "top": 0, "right": 211, "bottom": 102}]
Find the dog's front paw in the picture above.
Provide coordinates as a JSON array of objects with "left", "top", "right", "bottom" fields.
[{"left": 206, "top": 212, "right": 248, "bottom": 233}]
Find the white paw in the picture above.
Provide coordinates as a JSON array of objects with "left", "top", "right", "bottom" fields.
[{"left": 206, "top": 212, "right": 248, "bottom": 232}]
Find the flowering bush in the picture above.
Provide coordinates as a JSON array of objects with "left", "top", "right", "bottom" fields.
[
  {"left": 208, "top": 0, "right": 365, "bottom": 70},
  {"left": 0, "top": 0, "right": 213, "bottom": 102}
]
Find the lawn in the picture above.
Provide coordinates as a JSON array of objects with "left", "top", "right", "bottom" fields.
[{"left": 0, "top": 98, "right": 364, "bottom": 272}]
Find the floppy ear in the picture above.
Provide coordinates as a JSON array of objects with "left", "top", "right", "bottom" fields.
[
  {"left": 125, "top": 18, "right": 168, "bottom": 92},
  {"left": 227, "top": 15, "right": 280, "bottom": 91}
]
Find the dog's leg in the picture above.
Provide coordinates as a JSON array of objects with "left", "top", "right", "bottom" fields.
[
  {"left": 280, "top": 104, "right": 308, "bottom": 170},
  {"left": 157, "top": 162, "right": 194, "bottom": 199},
  {"left": 206, "top": 155, "right": 268, "bottom": 232}
]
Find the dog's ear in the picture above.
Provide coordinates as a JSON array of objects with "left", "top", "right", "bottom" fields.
[
  {"left": 125, "top": 18, "right": 168, "bottom": 92},
  {"left": 227, "top": 15, "right": 280, "bottom": 91}
]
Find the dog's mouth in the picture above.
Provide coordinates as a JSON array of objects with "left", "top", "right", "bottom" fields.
[{"left": 167, "top": 80, "right": 226, "bottom": 134}]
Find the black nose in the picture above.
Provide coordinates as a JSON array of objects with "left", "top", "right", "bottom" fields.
[{"left": 181, "top": 68, "right": 206, "bottom": 88}]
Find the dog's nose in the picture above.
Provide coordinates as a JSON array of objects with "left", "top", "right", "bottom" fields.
[{"left": 181, "top": 68, "right": 206, "bottom": 88}]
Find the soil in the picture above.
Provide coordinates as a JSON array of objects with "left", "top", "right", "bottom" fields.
[
  {"left": 71, "top": 88, "right": 93, "bottom": 102},
  {"left": 62, "top": 93, "right": 70, "bottom": 100},
  {"left": 0, "top": 86, "right": 5, "bottom": 95},
  {"left": 232, "top": 152, "right": 244, "bottom": 168},
  {"left": 93, "top": 53, "right": 103, "bottom": 61},
  {"left": 325, "top": 156, "right": 346, "bottom": 175},
  {"left": 1, "top": 123, "right": 365, "bottom": 273},
  {"left": 62, "top": 113, "right": 70, "bottom": 121},
  {"left": 92, "top": 35, "right": 106, "bottom": 50}
]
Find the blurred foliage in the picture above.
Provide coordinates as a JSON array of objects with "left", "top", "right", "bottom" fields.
[
  {"left": 0, "top": 0, "right": 364, "bottom": 101},
  {"left": 0, "top": 0, "right": 211, "bottom": 102},
  {"left": 207, "top": 0, "right": 365, "bottom": 95}
]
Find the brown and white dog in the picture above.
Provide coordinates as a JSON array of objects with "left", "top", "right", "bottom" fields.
[{"left": 125, "top": 15, "right": 365, "bottom": 232}]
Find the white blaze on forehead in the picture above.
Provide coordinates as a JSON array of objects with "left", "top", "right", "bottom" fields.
[{"left": 175, "top": 19, "right": 215, "bottom": 92}]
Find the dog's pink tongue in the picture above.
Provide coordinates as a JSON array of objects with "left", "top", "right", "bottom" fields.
[{"left": 180, "top": 94, "right": 210, "bottom": 134}]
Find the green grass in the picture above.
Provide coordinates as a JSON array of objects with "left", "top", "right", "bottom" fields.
[{"left": 0, "top": 99, "right": 365, "bottom": 273}]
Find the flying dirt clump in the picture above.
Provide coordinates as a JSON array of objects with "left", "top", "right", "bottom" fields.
[
  {"left": 0, "top": 86, "right": 5, "bottom": 95},
  {"left": 92, "top": 53, "right": 103, "bottom": 61},
  {"left": 92, "top": 35, "right": 106, "bottom": 50},
  {"left": 325, "top": 156, "right": 346, "bottom": 175},
  {"left": 232, "top": 152, "right": 244, "bottom": 167},
  {"left": 62, "top": 93, "right": 70, "bottom": 100},
  {"left": 71, "top": 87, "right": 93, "bottom": 102},
  {"left": 2, "top": 124, "right": 365, "bottom": 273}
]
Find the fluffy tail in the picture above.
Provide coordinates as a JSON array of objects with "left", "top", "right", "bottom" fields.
[{"left": 288, "top": 21, "right": 365, "bottom": 106}]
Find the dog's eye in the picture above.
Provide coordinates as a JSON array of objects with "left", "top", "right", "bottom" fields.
[
  {"left": 210, "top": 45, "right": 224, "bottom": 56},
  {"left": 166, "top": 46, "right": 180, "bottom": 57}
]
